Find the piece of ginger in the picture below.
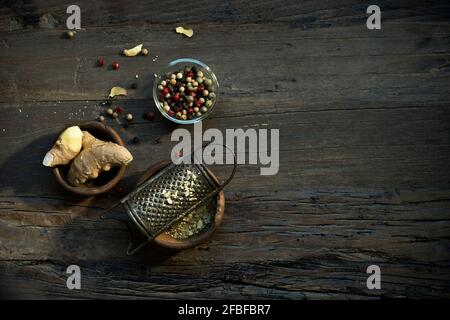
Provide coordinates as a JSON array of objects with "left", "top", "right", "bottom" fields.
[
  {"left": 175, "top": 26, "right": 194, "bottom": 38},
  {"left": 108, "top": 86, "right": 128, "bottom": 98},
  {"left": 123, "top": 44, "right": 143, "bottom": 57},
  {"left": 67, "top": 131, "right": 133, "bottom": 186},
  {"left": 42, "top": 126, "right": 83, "bottom": 167}
]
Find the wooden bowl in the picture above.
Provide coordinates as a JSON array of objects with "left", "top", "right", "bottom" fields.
[
  {"left": 137, "top": 160, "right": 225, "bottom": 250},
  {"left": 53, "top": 122, "right": 127, "bottom": 196}
]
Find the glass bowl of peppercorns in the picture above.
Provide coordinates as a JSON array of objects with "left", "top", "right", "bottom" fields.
[{"left": 153, "top": 58, "right": 219, "bottom": 124}]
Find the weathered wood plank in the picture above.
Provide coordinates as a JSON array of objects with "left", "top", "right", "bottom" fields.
[
  {"left": 1, "top": 0, "right": 449, "bottom": 32},
  {"left": 0, "top": 22, "right": 449, "bottom": 102},
  {"left": 1, "top": 100, "right": 449, "bottom": 193}
]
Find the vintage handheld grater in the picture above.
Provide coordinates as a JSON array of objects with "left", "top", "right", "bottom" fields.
[{"left": 102, "top": 144, "right": 236, "bottom": 255}]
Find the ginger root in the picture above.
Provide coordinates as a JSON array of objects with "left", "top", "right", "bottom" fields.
[
  {"left": 67, "top": 131, "right": 133, "bottom": 186},
  {"left": 42, "top": 126, "right": 83, "bottom": 167}
]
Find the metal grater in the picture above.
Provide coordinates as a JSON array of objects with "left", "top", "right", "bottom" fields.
[{"left": 103, "top": 144, "right": 236, "bottom": 255}]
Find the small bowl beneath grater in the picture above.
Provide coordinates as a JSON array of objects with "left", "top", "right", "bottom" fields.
[{"left": 136, "top": 160, "right": 225, "bottom": 250}]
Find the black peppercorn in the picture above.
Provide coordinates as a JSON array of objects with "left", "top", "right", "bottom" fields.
[
  {"left": 100, "top": 99, "right": 112, "bottom": 107},
  {"left": 131, "top": 83, "right": 138, "bottom": 89},
  {"left": 132, "top": 136, "right": 140, "bottom": 144}
]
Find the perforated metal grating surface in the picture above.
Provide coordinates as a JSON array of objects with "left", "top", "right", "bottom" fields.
[{"left": 125, "top": 163, "right": 216, "bottom": 238}]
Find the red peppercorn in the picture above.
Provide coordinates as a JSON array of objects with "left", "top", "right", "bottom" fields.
[
  {"left": 168, "top": 110, "right": 175, "bottom": 117},
  {"left": 188, "top": 108, "right": 194, "bottom": 114},
  {"left": 116, "top": 186, "right": 124, "bottom": 193},
  {"left": 190, "top": 92, "right": 196, "bottom": 97},
  {"left": 112, "top": 62, "right": 120, "bottom": 70},
  {"left": 173, "top": 93, "right": 180, "bottom": 101},
  {"left": 162, "top": 87, "right": 170, "bottom": 95},
  {"left": 114, "top": 106, "right": 124, "bottom": 114},
  {"left": 194, "top": 100, "right": 202, "bottom": 108},
  {"left": 187, "top": 72, "right": 194, "bottom": 78},
  {"left": 97, "top": 59, "right": 105, "bottom": 67},
  {"left": 143, "top": 111, "right": 155, "bottom": 121}
]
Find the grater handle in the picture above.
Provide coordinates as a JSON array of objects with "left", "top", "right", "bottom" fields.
[
  {"left": 205, "top": 143, "right": 237, "bottom": 193},
  {"left": 178, "top": 143, "right": 237, "bottom": 216},
  {"left": 126, "top": 237, "right": 153, "bottom": 256},
  {"left": 99, "top": 205, "right": 150, "bottom": 255}
]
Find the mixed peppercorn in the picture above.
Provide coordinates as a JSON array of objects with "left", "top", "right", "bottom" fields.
[{"left": 157, "top": 66, "right": 216, "bottom": 121}]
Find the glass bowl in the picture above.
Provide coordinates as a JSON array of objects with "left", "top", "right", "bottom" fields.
[{"left": 153, "top": 58, "right": 219, "bottom": 124}]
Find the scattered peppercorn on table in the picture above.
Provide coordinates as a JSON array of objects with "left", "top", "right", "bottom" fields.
[{"left": 0, "top": 0, "right": 450, "bottom": 299}]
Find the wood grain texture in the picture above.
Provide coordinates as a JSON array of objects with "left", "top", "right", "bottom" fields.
[{"left": 0, "top": 0, "right": 450, "bottom": 299}]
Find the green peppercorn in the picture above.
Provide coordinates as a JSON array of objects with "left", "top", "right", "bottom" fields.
[
  {"left": 106, "top": 108, "right": 113, "bottom": 115},
  {"left": 112, "top": 112, "right": 119, "bottom": 118},
  {"left": 187, "top": 95, "right": 194, "bottom": 103},
  {"left": 201, "top": 106, "right": 208, "bottom": 113},
  {"left": 209, "top": 92, "right": 216, "bottom": 99},
  {"left": 205, "top": 100, "right": 213, "bottom": 107},
  {"left": 196, "top": 77, "right": 203, "bottom": 84},
  {"left": 98, "top": 115, "right": 105, "bottom": 122}
]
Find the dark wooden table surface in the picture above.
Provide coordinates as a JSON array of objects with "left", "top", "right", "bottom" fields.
[{"left": 1, "top": 0, "right": 450, "bottom": 299}]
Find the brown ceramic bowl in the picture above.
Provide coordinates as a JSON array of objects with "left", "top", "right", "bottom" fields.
[
  {"left": 53, "top": 121, "right": 127, "bottom": 196},
  {"left": 137, "top": 160, "right": 225, "bottom": 250}
]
